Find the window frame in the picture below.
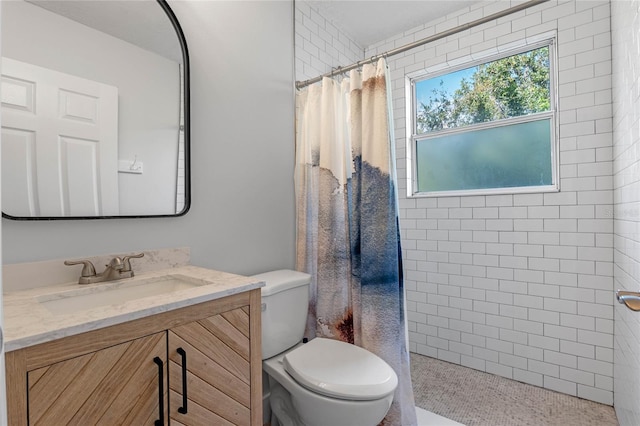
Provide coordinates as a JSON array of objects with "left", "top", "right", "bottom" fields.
[{"left": 407, "top": 38, "right": 559, "bottom": 198}]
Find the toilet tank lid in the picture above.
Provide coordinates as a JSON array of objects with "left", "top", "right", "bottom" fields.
[{"left": 252, "top": 270, "right": 311, "bottom": 297}]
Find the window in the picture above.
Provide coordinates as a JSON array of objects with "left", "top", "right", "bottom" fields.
[{"left": 409, "top": 41, "right": 557, "bottom": 196}]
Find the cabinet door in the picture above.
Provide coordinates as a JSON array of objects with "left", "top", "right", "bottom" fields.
[
  {"left": 169, "top": 306, "right": 251, "bottom": 426},
  {"left": 27, "top": 331, "right": 167, "bottom": 425}
]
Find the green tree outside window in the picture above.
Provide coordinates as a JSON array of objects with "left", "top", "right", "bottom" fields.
[{"left": 417, "top": 46, "right": 550, "bottom": 133}]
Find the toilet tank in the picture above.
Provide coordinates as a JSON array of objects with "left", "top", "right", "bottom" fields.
[{"left": 253, "top": 270, "right": 311, "bottom": 360}]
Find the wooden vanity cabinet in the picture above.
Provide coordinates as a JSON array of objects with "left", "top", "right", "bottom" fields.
[
  {"left": 5, "top": 290, "right": 262, "bottom": 426},
  {"left": 27, "top": 332, "right": 168, "bottom": 425},
  {"left": 168, "top": 306, "right": 252, "bottom": 425}
]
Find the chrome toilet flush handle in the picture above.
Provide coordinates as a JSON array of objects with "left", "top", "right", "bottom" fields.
[{"left": 616, "top": 290, "right": 640, "bottom": 311}]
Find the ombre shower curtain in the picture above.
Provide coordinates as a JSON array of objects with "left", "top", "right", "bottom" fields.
[{"left": 295, "top": 58, "right": 417, "bottom": 426}]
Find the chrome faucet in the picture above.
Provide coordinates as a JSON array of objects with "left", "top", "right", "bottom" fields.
[
  {"left": 101, "top": 257, "right": 124, "bottom": 281},
  {"left": 65, "top": 253, "right": 144, "bottom": 284}
]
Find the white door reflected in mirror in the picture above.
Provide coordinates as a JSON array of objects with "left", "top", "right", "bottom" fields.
[
  {"left": 1, "top": 0, "right": 188, "bottom": 218},
  {"left": 1, "top": 58, "right": 119, "bottom": 217}
]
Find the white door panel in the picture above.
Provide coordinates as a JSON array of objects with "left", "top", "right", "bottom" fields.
[
  {"left": 1, "top": 57, "right": 119, "bottom": 216},
  {"left": 62, "top": 136, "right": 101, "bottom": 216},
  {"left": 1, "top": 128, "right": 37, "bottom": 216}
]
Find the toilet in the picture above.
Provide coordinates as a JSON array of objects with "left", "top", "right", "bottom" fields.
[{"left": 254, "top": 269, "right": 398, "bottom": 426}]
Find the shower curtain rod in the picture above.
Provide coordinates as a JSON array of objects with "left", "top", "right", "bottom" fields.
[{"left": 296, "top": 0, "right": 549, "bottom": 89}]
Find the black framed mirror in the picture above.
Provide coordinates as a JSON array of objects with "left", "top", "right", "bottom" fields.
[{"left": 1, "top": 0, "right": 190, "bottom": 220}]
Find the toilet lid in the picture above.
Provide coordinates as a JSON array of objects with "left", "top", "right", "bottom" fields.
[{"left": 282, "top": 338, "right": 398, "bottom": 401}]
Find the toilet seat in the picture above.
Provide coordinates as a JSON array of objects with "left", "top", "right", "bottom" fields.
[{"left": 282, "top": 338, "right": 398, "bottom": 401}]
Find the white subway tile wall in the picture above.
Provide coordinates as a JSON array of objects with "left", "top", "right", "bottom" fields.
[
  {"left": 295, "top": 1, "right": 364, "bottom": 82},
  {"left": 296, "top": 0, "right": 615, "bottom": 407},
  {"left": 176, "top": 64, "right": 185, "bottom": 213},
  {"left": 611, "top": 0, "right": 640, "bottom": 424},
  {"left": 360, "top": 0, "right": 614, "bottom": 405}
]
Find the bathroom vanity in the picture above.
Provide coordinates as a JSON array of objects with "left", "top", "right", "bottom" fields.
[{"left": 3, "top": 265, "right": 264, "bottom": 426}]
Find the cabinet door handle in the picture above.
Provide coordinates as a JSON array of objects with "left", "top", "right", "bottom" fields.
[
  {"left": 177, "top": 347, "right": 188, "bottom": 414},
  {"left": 153, "top": 357, "right": 165, "bottom": 425}
]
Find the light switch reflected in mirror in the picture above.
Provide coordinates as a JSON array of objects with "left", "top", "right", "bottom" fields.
[{"left": 0, "top": 0, "right": 190, "bottom": 219}]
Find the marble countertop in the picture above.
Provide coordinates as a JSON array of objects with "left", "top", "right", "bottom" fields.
[{"left": 3, "top": 265, "right": 264, "bottom": 352}]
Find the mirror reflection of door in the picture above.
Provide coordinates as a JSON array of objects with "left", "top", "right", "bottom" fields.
[
  {"left": 1, "top": 58, "right": 119, "bottom": 217},
  {"left": 1, "top": 0, "right": 186, "bottom": 218}
]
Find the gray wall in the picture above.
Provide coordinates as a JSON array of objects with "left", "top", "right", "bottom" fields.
[{"left": 1, "top": 0, "right": 296, "bottom": 276}]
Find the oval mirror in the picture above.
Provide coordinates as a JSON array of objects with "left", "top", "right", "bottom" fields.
[{"left": 0, "top": 0, "right": 190, "bottom": 219}]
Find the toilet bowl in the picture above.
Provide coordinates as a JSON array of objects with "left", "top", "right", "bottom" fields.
[
  {"left": 254, "top": 270, "right": 398, "bottom": 426},
  {"left": 263, "top": 338, "right": 396, "bottom": 426}
]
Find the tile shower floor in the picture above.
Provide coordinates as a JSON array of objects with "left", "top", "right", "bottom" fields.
[{"left": 411, "top": 353, "right": 619, "bottom": 426}]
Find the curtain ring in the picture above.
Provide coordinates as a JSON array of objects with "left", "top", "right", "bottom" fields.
[
  {"left": 332, "top": 66, "right": 342, "bottom": 74},
  {"left": 331, "top": 66, "right": 344, "bottom": 81}
]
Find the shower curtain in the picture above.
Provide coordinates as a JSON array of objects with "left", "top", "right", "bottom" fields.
[{"left": 295, "top": 58, "right": 417, "bottom": 426}]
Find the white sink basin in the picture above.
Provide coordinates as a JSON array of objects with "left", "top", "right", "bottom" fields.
[{"left": 38, "top": 274, "right": 206, "bottom": 315}]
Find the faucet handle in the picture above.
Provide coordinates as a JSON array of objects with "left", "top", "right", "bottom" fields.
[
  {"left": 64, "top": 259, "right": 97, "bottom": 277},
  {"left": 122, "top": 252, "right": 144, "bottom": 272}
]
